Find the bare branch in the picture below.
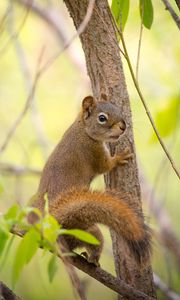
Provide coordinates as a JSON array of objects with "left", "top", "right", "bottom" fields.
[
  {"left": 174, "top": 0, "right": 180, "bottom": 11},
  {"left": 0, "top": 48, "right": 44, "bottom": 155},
  {"left": 0, "top": 162, "right": 41, "bottom": 176},
  {"left": 0, "top": 0, "right": 32, "bottom": 55},
  {"left": 0, "top": 281, "right": 21, "bottom": 300},
  {"left": 15, "top": 0, "right": 96, "bottom": 78},
  {"left": 36, "top": 0, "right": 96, "bottom": 75},
  {"left": 55, "top": 242, "right": 87, "bottom": 300},
  {"left": 7, "top": 2, "right": 50, "bottom": 157},
  {"left": 154, "top": 274, "right": 180, "bottom": 300},
  {"left": 136, "top": 4, "right": 144, "bottom": 81},
  {"left": 70, "top": 255, "right": 154, "bottom": 300},
  {"left": 161, "top": 0, "right": 180, "bottom": 30},
  {"left": 10, "top": 229, "right": 154, "bottom": 300},
  {"left": 63, "top": 260, "right": 87, "bottom": 300},
  {"left": 14, "top": 0, "right": 67, "bottom": 40},
  {"left": 0, "top": 6, "right": 10, "bottom": 34},
  {"left": 14, "top": 0, "right": 87, "bottom": 74}
]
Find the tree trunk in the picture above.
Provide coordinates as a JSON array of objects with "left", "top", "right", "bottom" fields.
[{"left": 63, "top": 0, "right": 156, "bottom": 298}]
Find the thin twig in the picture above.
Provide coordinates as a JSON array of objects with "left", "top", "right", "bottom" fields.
[
  {"left": 55, "top": 242, "right": 87, "bottom": 300},
  {"left": 7, "top": 2, "right": 50, "bottom": 157},
  {"left": 39, "top": 0, "right": 96, "bottom": 75},
  {"left": 0, "top": 48, "right": 44, "bottom": 155},
  {"left": 136, "top": 3, "right": 144, "bottom": 81},
  {"left": 161, "top": 0, "right": 180, "bottom": 29},
  {"left": 174, "top": 0, "right": 180, "bottom": 11},
  {"left": 109, "top": 13, "right": 180, "bottom": 179},
  {"left": 63, "top": 256, "right": 87, "bottom": 300},
  {"left": 154, "top": 274, "right": 180, "bottom": 300},
  {"left": 0, "top": 0, "right": 32, "bottom": 55},
  {"left": 10, "top": 229, "right": 155, "bottom": 300},
  {"left": 14, "top": 0, "right": 95, "bottom": 78},
  {"left": 0, "top": 6, "right": 10, "bottom": 34},
  {"left": 14, "top": 0, "right": 87, "bottom": 75},
  {"left": 0, "top": 281, "right": 21, "bottom": 300},
  {"left": 0, "top": 162, "right": 41, "bottom": 176},
  {"left": 14, "top": 0, "right": 67, "bottom": 42}
]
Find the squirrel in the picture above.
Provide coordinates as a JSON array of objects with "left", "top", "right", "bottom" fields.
[{"left": 29, "top": 95, "right": 152, "bottom": 266}]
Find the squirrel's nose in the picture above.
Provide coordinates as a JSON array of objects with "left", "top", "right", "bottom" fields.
[{"left": 119, "top": 119, "right": 126, "bottom": 131}]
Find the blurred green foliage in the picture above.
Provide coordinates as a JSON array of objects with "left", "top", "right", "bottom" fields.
[
  {"left": 0, "top": 200, "right": 100, "bottom": 296},
  {"left": 150, "top": 97, "right": 180, "bottom": 142},
  {"left": 0, "top": 0, "right": 180, "bottom": 299}
]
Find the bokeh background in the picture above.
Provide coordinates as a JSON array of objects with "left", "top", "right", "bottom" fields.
[{"left": 0, "top": 1, "right": 179, "bottom": 299}]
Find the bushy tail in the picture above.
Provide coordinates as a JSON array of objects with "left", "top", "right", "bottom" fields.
[{"left": 50, "top": 188, "right": 152, "bottom": 264}]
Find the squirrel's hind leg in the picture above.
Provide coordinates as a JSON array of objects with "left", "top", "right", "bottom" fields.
[
  {"left": 59, "top": 226, "right": 103, "bottom": 267},
  {"left": 82, "top": 225, "right": 104, "bottom": 267}
]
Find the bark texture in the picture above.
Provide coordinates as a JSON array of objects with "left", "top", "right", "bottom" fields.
[
  {"left": 63, "top": 0, "right": 156, "bottom": 298},
  {"left": 0, "top": 281, "right": 21, "bottom": 300}
]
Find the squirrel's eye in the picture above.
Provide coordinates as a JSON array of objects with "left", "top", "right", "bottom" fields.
[{"left": 98, "top": 113, "right": 108, "bottom": 124}]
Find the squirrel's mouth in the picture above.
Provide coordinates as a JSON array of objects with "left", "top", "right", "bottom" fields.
[
  {"left": 110, "top": 135, "right": 120, "bottom": 140},
  {"left": 108, "top": 134, "right": 121, "bottom": 142},
  {"left": 109, "top": 129, "right": 125, "bottom": 141}
]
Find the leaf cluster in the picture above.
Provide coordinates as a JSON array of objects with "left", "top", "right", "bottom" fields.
[
  {"left": 0, "top": 199, "right": 100, "bottom": 287},
  {"left": 111, "top": 0, "right": 153, "bottom": 31}
]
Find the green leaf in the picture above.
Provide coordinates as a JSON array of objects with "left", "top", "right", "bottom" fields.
[
  {"left": 111, "top": 0, "right": 130, "bottom": 31},
  {"left": 1, "top": 204, "right": 20, "bottom": 231},
  {"left": 12, "top": 228, "right": 40, "bottom": 286},
  {"left": 25, "top": 230, "right": 40, "bottom": 264},
  {"left": 0, "top": 218, "right": 7, "bottom": 233},
  {"left": 42, "top": 214, "right": 60, "bottom": 244},
  {"left": 48, "top": 255, "right": 58, "bottom": 282},
  {"left": 139, "top": 0, "right": 154, "bottom": 29},
  {"left": 60, "top": 229, "right": 100, "bottom": 245},
  {"left": 0, "top": 229, "right": 9, "bottom": 256},
  {"left": 0, "top": 235, "right": 15, "bottom": 271},
  {"left": 5, "top": 204, "right": 19, "bottom": 221}
]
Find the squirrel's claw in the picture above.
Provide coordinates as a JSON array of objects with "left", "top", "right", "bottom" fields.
[
  {"left": 80, "top": 251, "right": 88, "bottom": 259},
  {"left": 80, "top": 251, "right": 100, "bottom": 267},
  {"left": 117, "top": 147, "right": 133, "bottom": 165}
]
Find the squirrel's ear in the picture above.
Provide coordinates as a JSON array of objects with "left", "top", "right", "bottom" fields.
[{"left": 82, "top": 96, "right": 96, "bottom": 119}]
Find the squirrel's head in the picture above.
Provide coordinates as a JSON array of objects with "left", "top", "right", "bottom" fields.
[{"left": 81, "top": 96, "right": 126, "bottom": 142}]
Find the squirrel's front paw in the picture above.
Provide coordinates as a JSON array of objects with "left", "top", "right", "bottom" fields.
[{"left": 117, "top": 147, "right": 133, "bottom": 165}]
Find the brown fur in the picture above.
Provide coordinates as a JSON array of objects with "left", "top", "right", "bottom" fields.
[{"left": 31, "top": 96, "right": 152, "bottom": 266}]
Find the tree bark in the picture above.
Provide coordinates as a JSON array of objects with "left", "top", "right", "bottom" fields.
[
  {"left": 0, "top": 281, "right": 21, "bottom": 300},
  {"left": 63, "top": 0, "right": 156, "bottom": 298}
]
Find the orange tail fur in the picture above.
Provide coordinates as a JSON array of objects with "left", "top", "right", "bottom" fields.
[{"left": 50, "top": 188, "right": 152, "bottom": 264}]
